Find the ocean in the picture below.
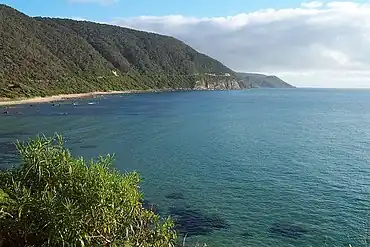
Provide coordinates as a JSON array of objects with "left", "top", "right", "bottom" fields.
[{"left": 1, "top": 89, "right": 370, "bottom": 247}]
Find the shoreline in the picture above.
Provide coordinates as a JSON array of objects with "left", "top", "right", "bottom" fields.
[
  {"left": 0, "top": 90, "right": 150, "bottom": 107},
  {"left": 0, "top": 88, "right": 242, "bottom": 107}
]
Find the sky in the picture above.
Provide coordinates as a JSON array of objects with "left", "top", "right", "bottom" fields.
[{"left": 2, "top": 0, "right": 370, "bottom": 88}]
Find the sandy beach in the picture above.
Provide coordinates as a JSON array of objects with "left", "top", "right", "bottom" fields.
[{"left": 0, "top": 91, "right": 132, "bottom": 106}]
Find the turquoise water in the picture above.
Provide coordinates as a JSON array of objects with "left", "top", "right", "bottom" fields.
[{"left": 1, "top": 89, "right": 370, "bottom": 246}]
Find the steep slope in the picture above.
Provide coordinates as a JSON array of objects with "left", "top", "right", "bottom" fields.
[
  {"left": 0, "top": 5, "right": 239, "bottom": 98},
  {"left": 237, "top": 73, "right": 294, "bottom": 88},
  {"left": 50, "top": 18, "right": 233, "bottom": 75}
]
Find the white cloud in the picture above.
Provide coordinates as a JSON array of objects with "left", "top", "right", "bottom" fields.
[
  {"left": 112, "top": 1, "right": 370, "bottom": 88},
  {"left": 67, "top": 0, "right": 118, "bottom": 5},
  {"left": 301, "top": 1, "right": 323, "bottom": 8}
]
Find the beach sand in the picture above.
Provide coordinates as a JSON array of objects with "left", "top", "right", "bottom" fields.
[{"left": 0, "top": 91, "right": 132, "bottom": 106}]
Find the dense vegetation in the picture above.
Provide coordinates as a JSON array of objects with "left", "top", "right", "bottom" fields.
[
  {"left": 236, "top": 72, "right": 294, "bottom": 89},
  {"left": 0, "top": 4, "right": 293, "bottom": 98},
  {"left": 0, "top": 135, "right": 177, "bottom": 246},
  {"left": 0, "top": 4, "right": 237, "bottom": 98}
]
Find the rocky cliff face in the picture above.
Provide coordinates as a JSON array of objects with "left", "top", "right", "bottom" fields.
[{"left": 194, "top": 76, "right": 241, "bottom": 90}]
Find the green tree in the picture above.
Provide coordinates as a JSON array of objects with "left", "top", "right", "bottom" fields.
[{"left": 0, "top": 134, "right": 177, "bottom": 247}]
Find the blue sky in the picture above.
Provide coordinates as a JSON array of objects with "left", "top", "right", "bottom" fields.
[
  {"left": 2, "top": 0, "right": 335, "bottom": 20},
  {"left": 2, "top": 0, "right": 370, "bottom": 87}
]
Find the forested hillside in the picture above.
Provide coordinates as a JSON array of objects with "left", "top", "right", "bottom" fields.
[{"left": 0, "top": 4, "right": 238, "bottom": 98}]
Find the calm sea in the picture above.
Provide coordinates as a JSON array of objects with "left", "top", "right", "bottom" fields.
[{"left": 1, "top": 89, "right": 370, "bottom": 247}]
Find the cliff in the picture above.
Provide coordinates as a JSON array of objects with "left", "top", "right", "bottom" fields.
[{"left": 194, "top": 74, "right": 241, "bottom": 90}]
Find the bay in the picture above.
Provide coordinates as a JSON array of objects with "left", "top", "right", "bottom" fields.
[{"left": 1, "top": 89, "right": 370, "bottom": 247}]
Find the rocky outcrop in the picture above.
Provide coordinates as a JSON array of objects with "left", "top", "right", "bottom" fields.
[{"left": 194, "top": 75, "right": 241, "bottom": 90}]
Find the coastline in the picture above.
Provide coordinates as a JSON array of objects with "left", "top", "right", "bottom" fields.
[
  {"left": 0, "top": 88, "right": 241, "bottom": 107},
  {"left": 0, "top": 90, "right": 142, "bottom": 107}
]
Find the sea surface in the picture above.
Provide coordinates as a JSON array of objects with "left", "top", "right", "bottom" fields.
[{"left": 1, "top": 89, "right": 370, "bottom": 247}]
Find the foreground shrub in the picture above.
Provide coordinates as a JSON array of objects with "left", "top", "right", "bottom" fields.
[{"left": 0, "top": 135, "right": 177, "bottom": 247}]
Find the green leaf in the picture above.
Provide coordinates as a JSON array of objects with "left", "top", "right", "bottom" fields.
[{"left": 0, "top": 189, "right": 8, "bottom": 202}]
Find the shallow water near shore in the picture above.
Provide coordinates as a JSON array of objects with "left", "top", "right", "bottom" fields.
[{"left": 1, "top": 89, "right": 370, "bottom": 247}]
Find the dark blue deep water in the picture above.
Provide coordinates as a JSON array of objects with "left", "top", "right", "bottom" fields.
[{"left": 1, "top": 89, "right": 370, "bottom": 246}]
